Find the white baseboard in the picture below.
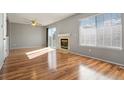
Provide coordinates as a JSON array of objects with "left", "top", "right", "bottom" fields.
[
  {"left": 69, "top": 51, "right": 124, "bottom": 68},
  {"left": 10, "top": 45, "right": 46, "bottom": 50}
]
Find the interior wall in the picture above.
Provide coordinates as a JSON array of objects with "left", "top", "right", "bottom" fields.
[
  {"left": 47, "top": 13, "right": 124, "bottom": 65},
  {"left": 9, "top": 23, "right": 46, "bottom": 49}
]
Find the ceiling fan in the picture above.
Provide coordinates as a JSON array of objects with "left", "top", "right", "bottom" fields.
[
  {"left": 27, "top": 19, "right": 42, "bottom": 27},
  {"left": 15, "top": 16, "right": 42, "bottom": 27},
  {"left": 31, "top": 20, "right": 40, "bottom": 27}
]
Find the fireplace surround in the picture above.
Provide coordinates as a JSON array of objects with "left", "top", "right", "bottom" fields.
[{"left": 58, "top": 33, "right": 70, "bottom": 53}]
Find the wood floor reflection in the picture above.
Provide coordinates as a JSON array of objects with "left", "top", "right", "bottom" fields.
[{"left": 0, "top": 47, "right": 124, "bottom": 80}]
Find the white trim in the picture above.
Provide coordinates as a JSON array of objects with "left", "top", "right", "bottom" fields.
[{"left": 69, "top": 51, "right": 124, "bottom": 68}]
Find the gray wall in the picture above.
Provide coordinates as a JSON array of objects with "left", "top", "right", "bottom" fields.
[
  {"left": 10, "top": 23, "right": 46, "bottom": 49},
  {"left": 47, "top": 13, "right": 124, "bottom": 65}
]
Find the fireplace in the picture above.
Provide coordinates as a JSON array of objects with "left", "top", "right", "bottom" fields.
[
  {"left": 58, "top": 33, "right": 70, "bottom": 52},
  {"left": 61, "top": 39, "right": 68, "bottom": 49}
]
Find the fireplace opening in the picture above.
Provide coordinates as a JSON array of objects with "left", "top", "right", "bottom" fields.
[{"left": 61, "top": 39, "right": 68, "bottom": 49}]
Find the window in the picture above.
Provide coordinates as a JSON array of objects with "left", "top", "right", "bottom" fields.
[{"left": 79, "top": 13, "right": 122, "bottom": 49}]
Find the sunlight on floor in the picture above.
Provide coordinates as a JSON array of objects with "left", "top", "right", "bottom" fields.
[
  {"left": 78, "top": 64, "right": 113, "bottom": 80},
  {"left": 26, "top": 47, "right": 55, "bottom": 59}
]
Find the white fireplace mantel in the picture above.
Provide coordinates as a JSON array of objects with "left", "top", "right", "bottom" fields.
[{"left": 58, "top": 33, "right": 70, "bottom": 37}]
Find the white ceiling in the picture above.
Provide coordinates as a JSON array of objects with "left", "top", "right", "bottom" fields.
[{"left": 8, "top": 13, "right": 75, "bottom": 26}]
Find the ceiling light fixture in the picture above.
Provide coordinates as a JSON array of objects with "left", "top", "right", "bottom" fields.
[{"left": 32, "top": 20, "right": 37, "bottom": 26}]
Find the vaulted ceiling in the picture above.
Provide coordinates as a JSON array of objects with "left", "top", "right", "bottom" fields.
[{"left": 8, "top": 13, "right": 75, "bottom": 26}]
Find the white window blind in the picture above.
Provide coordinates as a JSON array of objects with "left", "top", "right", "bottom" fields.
[{"left": 79, "top": 13, "right": 122, "bottom": 49}]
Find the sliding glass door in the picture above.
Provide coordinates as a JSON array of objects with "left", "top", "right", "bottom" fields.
[{"left": 48, "top": 27, "right": 56, "bottom": 48}]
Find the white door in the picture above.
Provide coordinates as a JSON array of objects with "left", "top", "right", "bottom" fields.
[
  {"left": 0, "top": 13, "right": 4, "bottom": 69},
  {"left": 3, "top": 14, "right": 8, "bottom": 58}
]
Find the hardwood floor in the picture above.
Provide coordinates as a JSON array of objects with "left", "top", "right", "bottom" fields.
[{"left": 0, "top": 47, "right": 124, "bottom": 80}]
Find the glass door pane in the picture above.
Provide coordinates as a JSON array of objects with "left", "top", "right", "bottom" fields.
[{"left": 48, "top": 27, "right": 56, "bottom": 48}]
